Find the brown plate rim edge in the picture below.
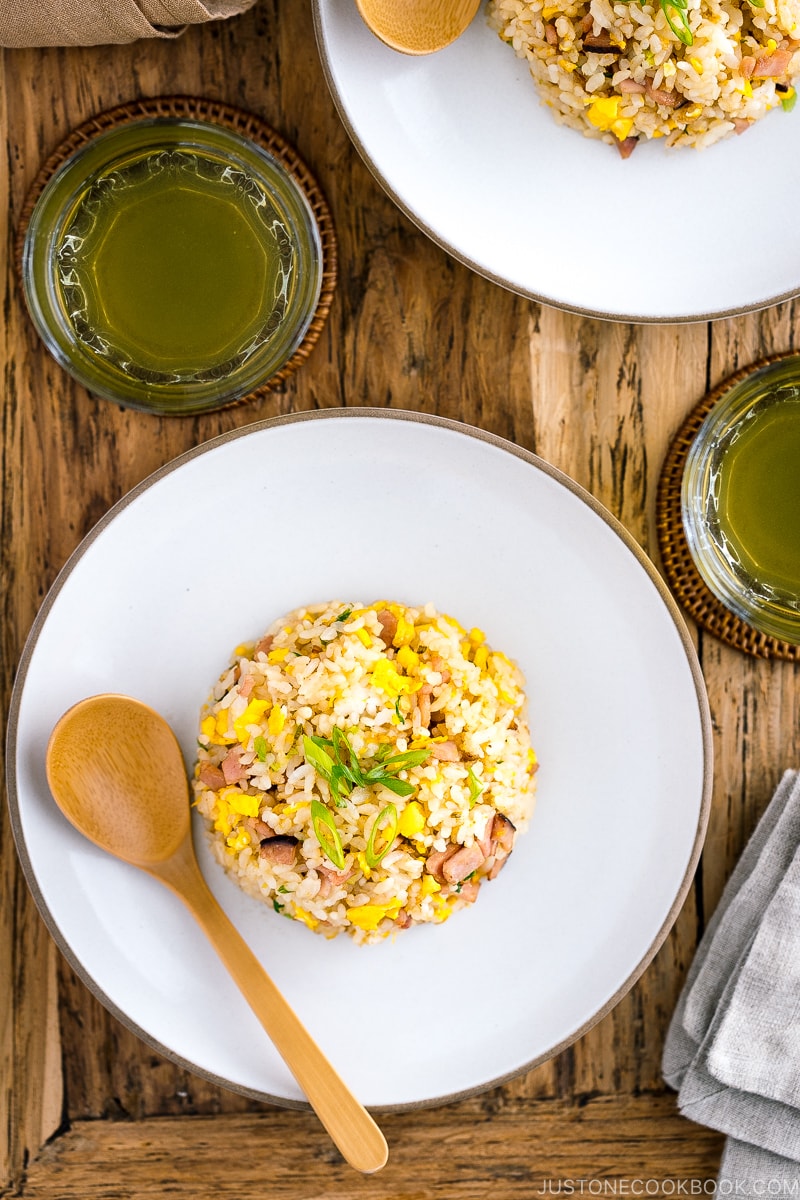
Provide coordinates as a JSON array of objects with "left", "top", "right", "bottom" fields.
[{"left": 6, "top": 407, "right": 713, "bottom": 1114}]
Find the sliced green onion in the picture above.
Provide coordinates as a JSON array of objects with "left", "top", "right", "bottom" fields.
[
  {"left": 660, "top": 0, "right": 693, "bottom": 44},
  {"left": 304, "top": 736, "right": 350, "bottom": 802},
  {"left": 335, "top": 608, "right": 352, "bottom": 622},
  {"left": 310, "top": 798, "right": 346, "bottom": 869},
  {"left": 254, "top": 735, "right": 268, "bottom": 762},
  {"left": 374, "top": 775, "right": 415, "bottom": 797},
  {"left": 305, "top": 724, "right": 429, "bottom": 804},
  {"left": 380, "top": 747, "right": 433, "bottom": 771},
  {"left": 333, "top": 727, "right": 366, "bottom": 785},
  {"left": 331, "top": 725, "right": 349, "bottom": 762},
  {"left": 365, "top": 803, "right": 398, "bottom": 868},
  {"left": 781, "top": 89, "right": 797, "bottom": 112},
  {"left": 616, "top": 0, "right": 697, "bottom": 39},
  {"left": 303, "top": 735, "right": 335, "bottom": 781},
  {"left": 363, "top": 746, "right": 431, "bottom": 793},
  {"left": 467, "top": 766, "right": 485, "bottom": 808},
  {"left": 328, "top": 763, "right": 350, "bottom": 806},
  {"left": 394, "top": 698, "right": 403, "bottom": 721},
  {"left": 272, "top": 899, "right": 283, "bottom": 913}
]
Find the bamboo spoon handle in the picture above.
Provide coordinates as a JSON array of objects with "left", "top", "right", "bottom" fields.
[{"left": 152, "top": 838, "right": 388, "bottom": 1174}]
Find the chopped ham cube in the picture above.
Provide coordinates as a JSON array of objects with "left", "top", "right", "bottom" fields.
[{"left": 752, "top": 49, "right": 792, "bottom": 77}]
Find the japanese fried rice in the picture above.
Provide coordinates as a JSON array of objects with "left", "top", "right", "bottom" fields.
[
  {"left": 488, "top": 0, "right": 800, "bottom": 152},
  {"left": 193, "top": 601, "right": 538, "bottom": 945}
]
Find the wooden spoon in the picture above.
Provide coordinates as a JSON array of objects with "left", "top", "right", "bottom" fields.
[
  {"left": 45, "top": 693, "right": 388, "bottom": 1175},
  {"left": 354, "top": 0, "right": 481, "bottom": 54}
]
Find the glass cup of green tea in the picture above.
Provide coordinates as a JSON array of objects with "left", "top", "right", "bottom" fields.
[
  {"left": 682, "top": 355, "right": 800, "bottom": 645},
  {"left": 21, "top": 117, "right": 325, "bottom": 415}
]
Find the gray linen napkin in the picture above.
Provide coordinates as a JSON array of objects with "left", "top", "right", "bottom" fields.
[{"left": 663, "top": 769, "right": 800, "bottom": 1191}]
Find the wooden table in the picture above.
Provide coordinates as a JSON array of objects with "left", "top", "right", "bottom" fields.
[{"left": 2, "top": 3, "right": 798, "bottom": 1195}]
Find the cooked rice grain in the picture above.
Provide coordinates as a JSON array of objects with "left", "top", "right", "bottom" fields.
[
  {"left": 488, "top": 0, "right": 800, "bottom": 151},
  {"left": 193, "top": 601, "right": 538, "bottom": 944}
]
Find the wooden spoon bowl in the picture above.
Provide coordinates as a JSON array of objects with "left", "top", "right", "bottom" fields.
[
  {"left": 46, "top": 694, "right": 388, "bottom": 1175},
  {"left": 354, "top": 0, "right": 482, "bottom": 54}
]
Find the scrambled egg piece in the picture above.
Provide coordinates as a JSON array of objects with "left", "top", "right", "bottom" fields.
[{"left": 585, "top": 96, "right": 634, "bottom": 141}]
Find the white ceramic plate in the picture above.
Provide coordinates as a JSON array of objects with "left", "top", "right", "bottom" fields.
[
  {"left": 7, "top": 411, "right": 711, "bottom": 1110},
  {"left": 313, "top": 0, "right": 800, "bottom": 322}
]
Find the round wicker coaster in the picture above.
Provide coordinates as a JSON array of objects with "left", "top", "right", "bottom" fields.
[
  {"left": 656, "top": 351, "right": 800, "bottom": 662},
  {"left": 15, "top": 95, "right": 337, "bottom": 411}
]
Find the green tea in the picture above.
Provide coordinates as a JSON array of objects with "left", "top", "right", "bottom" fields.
[
  {"left": 56, "top": 148, "right": 294, "bottom": 380},
  {"left": 716, "top": 399, "right": 800, "bottom": 594}
]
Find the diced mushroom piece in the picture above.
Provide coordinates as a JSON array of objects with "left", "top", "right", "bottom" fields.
[
  {"left": 431, "top": 740, "right": 460, "bottom": 762},
  {"left": 442, "top": 843, "right": 486, "bottom": 884},
  {"left": 491, "top": 813, "right": 516, "bottom": 854},
  {"left": 375, "top": 609, "right": 398, "bottom": 647},
  {"left": 198, "top": 762, "right": 226, "bottom": 791},
  {"left": 478, "top": 813, "right": 495, "bottom": 857},
  {"left": 583, "top": 31, "right": 623, "bottom": 52},
  {"left": 616, "top": 136, "right": 638, "bottom": 160},
  {"left": 259, "top": 835, "right": 299, "bottom": 865},
  {"left": 487, "top": 814, "right": 517, "bottom": 880}
]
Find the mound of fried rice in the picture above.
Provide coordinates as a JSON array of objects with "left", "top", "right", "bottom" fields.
[
  {"left": 488, "top": 0, "right": 800, "bottom": 152},
  {"left": 193, "top": 601, "right": 538, "bottom": 945}
]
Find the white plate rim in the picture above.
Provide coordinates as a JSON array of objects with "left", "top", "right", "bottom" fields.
[
  {"left": 310, "top": 2, "right": 800, "bottom": 325},
  {"left": 6, "top": 407, "right": 713, "bottom": 1111}
]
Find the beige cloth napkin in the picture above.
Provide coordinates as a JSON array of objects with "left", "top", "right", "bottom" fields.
[{"left": 0, "top": 0, "right": 257, "bottom": 47}]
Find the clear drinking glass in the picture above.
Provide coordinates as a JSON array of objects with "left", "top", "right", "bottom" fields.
[
  {"left": 21, "top": 118, "right": 324, "bottom": 416},
  {"left": 681, "top": 355, "right": 800, "bottom": 644}
]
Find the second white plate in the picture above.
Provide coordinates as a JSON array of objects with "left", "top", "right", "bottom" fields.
[{"left": 313, "top": 0, "right": 800, "bottom": 322}]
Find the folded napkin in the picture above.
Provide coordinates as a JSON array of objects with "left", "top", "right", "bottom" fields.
[
  {"left": 0, "top": 0, "right": 256, "bottom": 47},
  {"left": 663, "top": 769, "right": 800, "bottom": 1190}
]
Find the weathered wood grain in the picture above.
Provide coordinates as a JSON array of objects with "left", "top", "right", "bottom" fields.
[
  {"left": 0, "top": 44, "right": 65, "bottom": 1191},
  {"left": 2, "top": 0, "right": 799, "bottom": 1193},
  {"left": 15, "top": 1096, "right": 724, "bottom": 1199}
]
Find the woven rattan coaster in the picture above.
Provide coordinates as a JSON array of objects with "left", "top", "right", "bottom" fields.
[
  {"left": 657, "top": 352, "right": 800, "bottom": 662},
  {"left": 16, "top": 95, "right": 337, "bottom": 410}
]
